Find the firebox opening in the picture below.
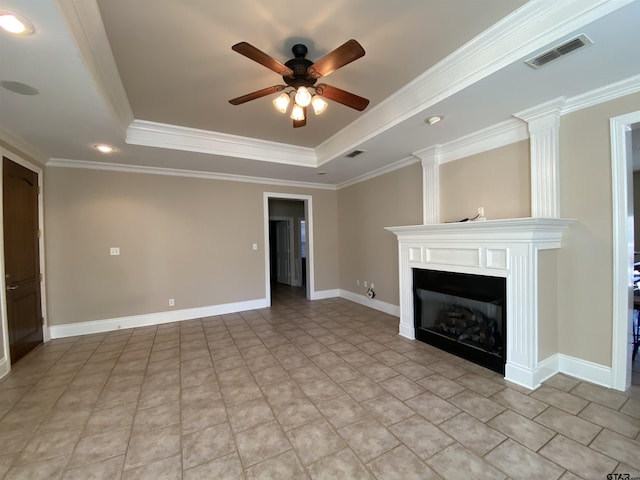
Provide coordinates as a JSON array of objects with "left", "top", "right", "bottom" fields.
[{"left": 413, "top": 268, "right": 506, "bottom": 374}]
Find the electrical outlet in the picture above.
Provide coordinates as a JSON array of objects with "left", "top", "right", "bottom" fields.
[
  {"left": 356, "top": 280, "right": 360, "bottom": 285},
  {"left": 364, "top": 281, "right": 368, "bottom": 288},
  {"left": 371, "top": 282, "right": 375, "bottom": 289},
  {"left": 109, "top": 247, "right": 120, "bottom": 256},
  {"left": 169, "top": 298, "right": 175, "bottom": 307}
]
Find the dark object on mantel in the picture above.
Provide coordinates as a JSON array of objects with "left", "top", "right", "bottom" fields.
[{"left": 445, "top": 214, "right": 481, "bottom": 223}]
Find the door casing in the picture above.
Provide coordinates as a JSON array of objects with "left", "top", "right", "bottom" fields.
[{"left": 264, "top": 193, "right": 314, "bottom": 302}]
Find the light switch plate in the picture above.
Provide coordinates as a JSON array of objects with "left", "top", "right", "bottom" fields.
[{"left": 110, "top": 247, "right": 120, "bottom": 256}]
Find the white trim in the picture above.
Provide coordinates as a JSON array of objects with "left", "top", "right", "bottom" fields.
[
  {"left": 47, "top": 158, "right": 336, "bottom": 191},
  {"left": 0, "top": 357, "right": 8, "bottom": 380},
  {"left": 336, "top": 156, "right": 419, "bottom": 190},
  {"left": 610, "top": 110, "right": 640, "bottom": 391},
  {"left": 534, "top": 354, "right": 560, "bottom": 388},
  {"left": 413, "top": 147, "right": 440, "bottom": 225},
  {"left": 264, "top": 193, "right": 315, "bottom": 302},
  {"left": 515, "top": 353, "right": 613, "bottom": 390},
  {"left": 557, "top": 354, "right": 613, "bottom": 389},
  {"left": 49, "top": 298, "right": 269, "bottom": 338},
  {"left": 563, "top": 73, "right": 640, "bottom": 115},
  {"left": 387, "top": 218, "right": 573, "bottom": 390},
  {"left": 434, "top": 119, "right": 529, "bottom": 165},
  {"left": 0, "top": 127, "right": 48, "bottom": 166},
  {"left": 310, "top": 289, "right": 340, "bottom": 301},
  {"left": 515, "top": 98, "right": 565, "bottom": 218},
  {"left": 339, "top": 289, "right": 400, "bottom": 317},
  {"left": 506, "top": 354, "right": 556, "bottom": 391},
  {"left": 0, "top": 149, "right": 49, "bottom": 373},
  {"left": 57, "top": 0, "right": 134, "bottom": 127},
  {"left": 314, "top": 0, "right": 632, "bottom": 165},
  {"left": 127, "top": 120, "right": 317, "bottom": 167}
]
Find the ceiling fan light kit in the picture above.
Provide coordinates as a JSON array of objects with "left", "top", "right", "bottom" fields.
[{"left": 229, "top": 40, "right": 369, "bottom": 128}]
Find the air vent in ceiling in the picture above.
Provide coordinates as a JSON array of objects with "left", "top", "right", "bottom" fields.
[
  {"left": 525, "top": 34, "right": 592, "bottom": 69},
  {"left": 345, "top": 149, "right": 365, "bottom": 158}
]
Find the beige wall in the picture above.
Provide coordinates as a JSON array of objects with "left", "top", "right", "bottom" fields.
[
  {"left": 439, "top": 141, "right": 531, "bottom": 222},
  {"left": 44, "top": 167, "right": 339, "bottom": 325},
  {"left": 338, "top": 163, "right": 423, "bottom": 304},
  {"left": 558, "top": 91, "right": 640, "bottom": 366}
]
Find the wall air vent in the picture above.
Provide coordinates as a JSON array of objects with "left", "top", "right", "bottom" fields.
[
  {"left": 345, "top": 149, "right": 365, "bottom": 158},
  {"left": 525, "top": 34, "right": 592, "bottom": 69}
]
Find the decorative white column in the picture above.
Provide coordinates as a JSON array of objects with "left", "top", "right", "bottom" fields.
[
  {"left": 413, "top": 145, "right": 441, "bottom": 224},
  {"left": 515, "top": 98, "right": 566, "bottom": 218}
]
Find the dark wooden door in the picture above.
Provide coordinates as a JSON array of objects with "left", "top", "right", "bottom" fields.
[{"left": 3, "top": 157, "right": 43, "bottom": 363}]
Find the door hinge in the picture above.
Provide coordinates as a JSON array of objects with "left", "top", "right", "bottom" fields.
[
  {"left": 41, "top": 317, "right": 44, "bottom": 326},
  {"left": 37, "top": 186, "right": 41, "bottom": 195},
  {"left": 39, "top": 273, "right": 43, "bottom": 282},
  {"left": 37, "top": 229, "right": 41, "bottom": 238}
]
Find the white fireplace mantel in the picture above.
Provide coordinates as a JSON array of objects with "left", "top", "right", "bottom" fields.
[{"left": 386, "top": 217, "right": 573, "bottom": 390}]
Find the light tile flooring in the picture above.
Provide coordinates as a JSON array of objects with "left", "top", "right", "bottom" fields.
[{"left": 1, "top": 286, "right": 640, "bottom": 479}]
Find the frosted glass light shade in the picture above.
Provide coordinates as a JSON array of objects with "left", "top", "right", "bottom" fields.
[
  {"left": 273, "top": 93, "right": 290, "bottom": 113},
  {"left": 290, "top": 104, "right": 305, "bottom": 121},
  {"left": 294, "top": 86, "right": 312, "bottom": 107},
  {"left": 311, "top": 95, "right": 328, "bottom": 115}
]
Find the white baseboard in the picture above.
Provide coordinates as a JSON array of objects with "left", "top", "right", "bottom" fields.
[
  {"left": 310, "top": 289, "right": 340, "bottom": 300},
  {"left": 556, "top": 353, "right": 613, "bottom": 389},
  {"left": 399, "top": 323, "right": 416, "bottom": 340},
  {"left": 514, "top": 353, "right": 614, "bottom": 390},
  {"left": 339, "top": 290, "right": 400, "bottom": 317},
  {"left": 0, "top": 356, "right": 9, "bottom": 381},
  {"left": 49, "top": 297, "right": 270, "bottom": 338}
]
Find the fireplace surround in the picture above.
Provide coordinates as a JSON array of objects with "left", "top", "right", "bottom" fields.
[
  {"left": 413, "top": 268, "right": 506, "bottom": 374},
  {"left": 387, "top": 217, "right": 572, "bottom": 389}
]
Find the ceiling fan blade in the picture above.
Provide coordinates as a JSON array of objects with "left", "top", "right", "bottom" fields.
[
  {"left": 229, "top": 85, "right": 285, "bottom": 105},
  {"left": 315, "top": 84, "right": 369, "bottom": 111},
  {"left": 307, "top": 39, "right": 365, "bottom": 79},
  {"left": 232, "top": 42, "right": 293, "bottom": 76},
  {"left": 293, "top": 107, "right": 307, "bottom": 128}
]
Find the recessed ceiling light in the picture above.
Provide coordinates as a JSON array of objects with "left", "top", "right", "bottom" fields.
[
  {"left": 0, "top": 80, "right": 39, "bottom": 95},
  {"left": 0, "top": 12, "right": 34, "bottom": 35},
  {"left": 425, "top": 115, "right": 444, "bottom": 125},
  {"left": 95, "top": 144, "right": 115, "bottom": 154}
]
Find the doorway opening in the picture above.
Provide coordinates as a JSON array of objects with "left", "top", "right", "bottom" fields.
[
  {"left": 611, "top": 112, "right": 640, "bottom": 390},
  {"left": 264, "top": 193, "right": 313, "bottom": 303}
]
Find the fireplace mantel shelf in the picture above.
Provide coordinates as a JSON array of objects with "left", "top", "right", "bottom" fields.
[
  {"left": 386, "top": 216, "right": 574, "bottom": 390},
  {"left": 386, "top": 217, "right": 574, "bottom": 241}
]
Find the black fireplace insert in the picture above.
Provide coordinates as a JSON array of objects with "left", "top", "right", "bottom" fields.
[{"left": 413, "top": 268, "right": 506, "bottom": 374}]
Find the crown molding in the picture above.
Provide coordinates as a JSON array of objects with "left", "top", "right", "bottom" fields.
[
  {"left": 47, "top": 158, "right": 336, "bottom": 190},
  {"left": 562, "top": 73, "right": 640, "bottom": 115},
  {"left": 126, "top": 120, "right": 317, "bottom": 167},
  {"left": 418, "top": 119, "right": 528, "bottom": 166},
  {"left": 0, "top": 127, "right": 48, "bottom": 166},
  {"left": 336, "top": 156, "right": 420, "bottom": 190},
  {"left": 57, "top": 0, "right": 134, "bottom": 128},
  {"left": 314, "top": 0, "right": 633, "bottom": 165}
]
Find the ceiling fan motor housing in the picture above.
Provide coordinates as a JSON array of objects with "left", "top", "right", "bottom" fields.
[{"left": 283, "top": 44, "right": 317, "bottom": 88}]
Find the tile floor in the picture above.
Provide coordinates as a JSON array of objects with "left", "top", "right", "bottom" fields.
[{"left": 1, "top": 285, "right": 640, "bottom": 479}]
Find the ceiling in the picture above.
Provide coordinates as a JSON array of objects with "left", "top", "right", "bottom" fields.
[{"left": 1, "top": 0, "right": 640, "bottom": 186}]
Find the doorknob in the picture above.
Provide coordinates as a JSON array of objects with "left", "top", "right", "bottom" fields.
[{"left": 6, "top": 285, "right": 18, "bottom": 290}]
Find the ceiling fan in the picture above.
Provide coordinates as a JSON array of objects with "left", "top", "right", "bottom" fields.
[{"left": 229, "top": 40, "right": 369, "bottom": 128}]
